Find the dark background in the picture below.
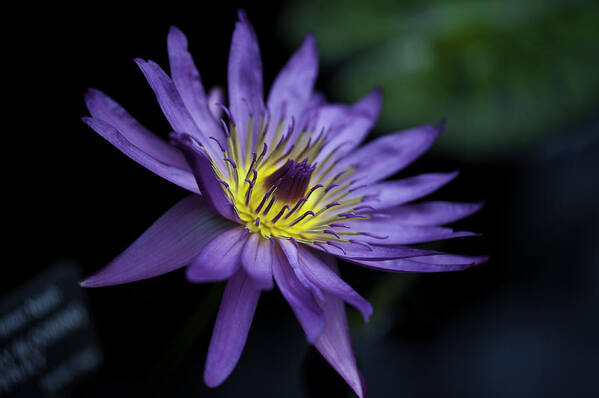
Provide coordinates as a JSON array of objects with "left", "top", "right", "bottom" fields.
[{"left": 7, "top": 1, "right": 599, "bottom": 397}]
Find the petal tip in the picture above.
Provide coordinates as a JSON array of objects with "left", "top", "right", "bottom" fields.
[
  {"left": 168, "top": 25, "right": 183, "bottom": 36},
  {"left": 133, "top": 57, "right": 146, "bottom": 68},
  {"left": 79, "top": 278, "right": 91, "bottom": 288},
  {"left": 237, "top": 8, "right": 248, "bottom": 22},
  {"left": 437, "top": 116, "right": 447, "bottom": 132},
  {"left": 203, "top": 368, "right": 226, "bottom": 388}
]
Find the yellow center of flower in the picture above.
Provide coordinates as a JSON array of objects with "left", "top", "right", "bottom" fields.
[{"left": 211, "top": 116, "right": 367, "bottom": 244}]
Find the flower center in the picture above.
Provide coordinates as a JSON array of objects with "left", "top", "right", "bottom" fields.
[
  {"left": 206, "top": 112, "right": 371, "bottom": 244},
  {"left": 263, "top": 159, "right": 315, "bottom": 203}
]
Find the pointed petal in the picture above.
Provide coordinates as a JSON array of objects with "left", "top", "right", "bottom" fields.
[
  {"left": 377, "top": 201, "right": 484, "bottom": 226},
  {"left": 203, "top": 268, "right": 261, "bottom": 387},
  {"left": 167, "top": 26, "right": 225, "bottom": 142},
  {"left": 315, "top": 292, "right": 367, "bottom": 398},
  {"left": 359, "top": 171, "right": 459, "bottom": 209},
  {"left": 84, "top": 88, "right": 188, "bottom": 170},
  {"left": 267, "top": 33, "right": 318, "bottom": 141},
  {"left": 316, "top": 88, "right": 382, "bottom": 162},
  {"left": 135, "top": 58, "right": 225, "bottom": 171},
  {"left": 351, "top": 254, "right": 489, "bottom": 273},
  {"left": 186, "top": 227, "right": 247, "bottom": 283},
  {"left": 80, "top": 195, "right": 233, "bottom": 287},
  {"left": 339, "top": 123, "right": 443, "bottom": 184},
  {"left": 272, "top": 247, "right": 324, "bottom": 343},
  {"left": 171, "top": 133, "right": 237, "bottom": 221},
  {"left": 82, "top": 117, "right": 199, "bottom": 193},
  {"left": 241, "top": 233, "right": 274, "bottom": 290},
  {"left": 343, "top": 220, "right": 478, "bottom": 245},
  {"left": 297, "top": 248, "right": 372, "bottom": 322},
  {"left": 279, "top": 239, "right": 323, "bottom": 300},
  {"left": 309, "top": 240, "right": 434, "bottom": 260},
  {"left": 228, "top": 10, "right": 264, "bottom": 157}
]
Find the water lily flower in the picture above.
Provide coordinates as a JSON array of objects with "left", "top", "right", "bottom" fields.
[{"left": 81, "top": 10, "right": 486, "bottom": 397}]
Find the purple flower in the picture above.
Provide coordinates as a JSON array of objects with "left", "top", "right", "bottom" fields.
[{"left": 81, "top": 11, "right": 486, "bottom": 397}]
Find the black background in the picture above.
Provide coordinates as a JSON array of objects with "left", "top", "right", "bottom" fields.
[{"left": 6, "top": 1, "right": 599, "bottom": 397}]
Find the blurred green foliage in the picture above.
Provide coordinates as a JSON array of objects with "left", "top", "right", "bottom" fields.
[{"left": 280, "top": 0, "right": 599, "bottom": 158}]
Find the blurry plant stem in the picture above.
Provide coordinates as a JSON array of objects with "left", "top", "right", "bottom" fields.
[{"left": 143, "top": 283, "right": 224, "bottom": 397}]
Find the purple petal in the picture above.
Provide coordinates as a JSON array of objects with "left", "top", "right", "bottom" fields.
[
  {"left": 376, "top": 201, "right": 484, "bottom": 226},
  {"left": 167, "top": 26, "right": 225, "bottom": 143},
  {"left": 351, "top": 254, "right": 489, "bottom": 273},
  {"left": 171, "top": 133, "right": 237, "bottom": 221},
  {"left": 203, "top": 268, "right": 261, "bottom": 387},
  {"left": 82, "top": 117, "right": 199, "bottom": 193},
  {"left": 307, "top": 91, "right": 327, "bottom": 108},
  {"left": 228, "top": 10, "right": 264, "bottom": 158},
  {"left": 84, "top": 88, "right": 189, "bottom": 170},
  {"left": 339, "top": 123, "right": 443, "bottom": 184},
  {"left": 272, "top": 246, "right": 324, "bottom": 343},
  {"left": 80, "top": 195, "right": 233, "bottom": 287},
  {"left": 278, "top": 239, "right": 323, "bottom": 299},
  {"left": 207, "top": 87, "right": 224, "bottom": 120},
  {"left": 315, "top": 292, "right": 367, "bottom": 398},
  {"left": 241, "top": 233, "right": 274, "bottom": 290},
  {"left": 267, "top": 33, "right": 318, "bottom": 141},
  {"left": 309, "top": 240, "right": 434, "bottom": 260},
  {"left": 316, "top": 88, "right": 382, "bottom": 162},
  {"left": 186, "top": 227, "right": 247, "bottom": 283},
  {"left": 135, "top": 58, "right": 225, "bottom": 171},
  {"left": 359, "top": 171, "right": 459, "bottom": 209},
  {"left": 345, "top": 220, "right": 478, "bottom": 245},
  {"left": 297, "top": 248, "right": 372, "bottom": 321}
]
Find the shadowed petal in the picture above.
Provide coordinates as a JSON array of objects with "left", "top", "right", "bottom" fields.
[
  {"left": 84, "top": 88, "right": 188, "bottom": 170},
  {"left": 339, "top": 123, "right": 443, "bottom": 184},
  {"left": 135, "top": 58, "right": 225, "bottom": 171},
  {"left": 272, "top": 246, "right": 324, "bottom": 343},
  {"left": 376, "top": 201, "right": 484, "bottom": 226},
  {"left": 82, "top": 117, "right": 199, "bottom": 193},
  {"left": 186, "top": 227, "right": 247, "bottom": 283},
  {"left": 349, "top": 254, "right": 489, "bottom": 273},
  {"left": 279, "top": 239, "right": 323, "bottom": 299},
  {"left": 267, "top": 33, "right": 318, "bottom": 142},
  {"left": 171, "top": 133, "right": 237, "bottom": 221},
  {"left": 207, "top": 87, "right": 224, "bottom": 120},
  {"left": 241, "top": 233, "right": 274, "bottom": 289},
  {"left": 167, "top": 26, "right": 225, "bottom": 142},
  {"left": 315, "top": 292, "right": 367, "bottom": 398},
  {"left": 297, "top": 248, "right": 372, "bottom": 322},
  {"left": 203, "top": 268, "right": 261, "bottom": 387},
  {"left": 228, "top": 10, "right": 264, "bottom": 158},
  {"left": 80, "top": 195, "right": 233, "bottom": 287},
  {"left": 359, "top": 171, "right": 459, "bottom": 209}
]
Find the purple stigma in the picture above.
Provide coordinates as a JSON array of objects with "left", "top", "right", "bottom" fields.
[
  {"left": 263, "top": 159, "right": 315, "bottom": 203},
  {"left": 325, "top": 184, "right": 340, "bottom": 193},
  {"left": 218, "top": 104, "right": 235, "bottom": 126},
  {"left": 349, "top": 240, "right": 373, "bottom": 251},
  {"left": 220, "top": 119, "right": 231, "bottom": 137},
  {"left": 209, "top": 136, "right": 226, "bottom": 152},
  {"left": 313, "top": 242, "right": 329, "bottom": 253},
  {"left": 326, "top": 241, "right": 346, "bottom": 255},
  {"left": 324, "top": 229, "right": 341, "bottom": 239},
  {"left": 224, "top": 158, "right": 237, "bottom": 168},
  {"left": 330, "top": 223, "right": 350, "bottom": 229}
]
